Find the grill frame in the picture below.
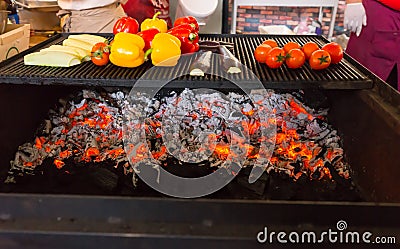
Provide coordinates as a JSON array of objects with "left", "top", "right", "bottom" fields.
[
  {"left": 0, "top": 34, "right": 399, "bottom": 248},
  {"left": 0, "top": 194, "right": 399, "bottom": 249},
  {"left": 0, "top": 33, "right": 373, "bottom": 89}
]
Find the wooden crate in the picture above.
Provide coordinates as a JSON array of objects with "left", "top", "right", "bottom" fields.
[{"left": 0, "top": 24, "right": 30, "bottom": 62}]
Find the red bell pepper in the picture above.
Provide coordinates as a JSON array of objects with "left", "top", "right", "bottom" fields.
[
  {"left": 137, "top": 28, "right": 160, "bottom": 52},
  {"left": 173, "top": 16, "right": 199, "bottom": 33},
  {"left": 172, "top": 23, "right": 197, "bottom": 33},
  {"left": 167, "top": 25, "right": 199, "bottom": 54},
  {"left": 113, "top": 16, "right": 139, "bottom": 35}
]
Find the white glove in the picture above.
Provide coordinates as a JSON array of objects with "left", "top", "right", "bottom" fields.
[{"left": 344, "top": 3, "right": 367, "bottom": 36}]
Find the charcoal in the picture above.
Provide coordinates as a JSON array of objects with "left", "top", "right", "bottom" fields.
[
  {"left": 88, "top": 167, "right": 119, "bottom": 193},
  {"left": 236, "top": 168, "right": 269, "bottom": 196},
  {"left": 5, "top": 88, "right": 359, "bottom": 201},
  {"left": 292, "top": 89, "right": 330, "bottom": 110}
]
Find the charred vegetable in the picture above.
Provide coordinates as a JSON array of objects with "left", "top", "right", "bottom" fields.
[{"left": 189, "top": 51, "right": 213, "bottom": 76}]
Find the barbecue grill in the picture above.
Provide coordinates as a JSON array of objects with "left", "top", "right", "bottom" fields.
[{"left": 0, "top": 34, "right": 399, "bottom": 249}]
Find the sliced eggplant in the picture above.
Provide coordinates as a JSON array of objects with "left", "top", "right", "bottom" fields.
[
  {"left": 189, "top": 51, "right": 213, "bottom": 76},
  {"left": 218, "top": 45, "right": 242, "bottom": 74}
]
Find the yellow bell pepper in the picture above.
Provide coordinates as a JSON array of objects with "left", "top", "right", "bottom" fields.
[
  {"left": 148, "top": 33, "right": 181, "bottom": 67},
  {"left": 109, "top": 32, "right": 145, "bottom": 68},
  {"left": 140, "top": 12, "right": 168, "bottom": 33}
]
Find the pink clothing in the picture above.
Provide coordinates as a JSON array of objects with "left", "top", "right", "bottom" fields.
[{"left": 346, "top": 0, "right": 400, "bottom": 91}]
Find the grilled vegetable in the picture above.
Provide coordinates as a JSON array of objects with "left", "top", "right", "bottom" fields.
[
  {"left": 309, "top": 50, "right": 331, "bottom": 70},
  {"left": 321, "top": 42, "right": 343, "bottom": 64},
  {"left": 113, "top": 16, "right": 139, "bottom": 34},
  {"left": 265, "top": 47, "right": 286, "bottom": 69},
  {"left": 91, "top": 42, "right": 110, "bottom": 66},
  {"left": 41, "top": 45, "right": 89, "bottom": 61},
  {"left": 174, "top": 16, "right": 199, "bottom": 32},
  {"left": 68, "top": 34, "right": 108, "bottom": 44},
  {"left": 141, "top": 12, "right": 168, "bottom": 33},
  {"left": 24, "top": 51, "right": 81, "bottom": 67},
  {"left": 302, "top": 41, "right": 319, "bottom": 60},
  {"left": 285, "top": 48, "right": 305, "bottom": 69},
  {"left": 109, "top": 32, "right": 145, "bottom": 68},
  {"left": 63, "top": 38, "right": 93, "bottom": 56},
  {"left": 146, "top": 33, "right": 181, "bottom": 67},
  {"left": 218, "top": 45, "right": 241, "bottom": 74},
  {"left": 189, "top": 51, "right": 213, "bottom": 76},
  {"left": 283, "top": 41, "right": 301, "bottom": 54},
  {"left": 262, "top": 39, "right": 278, "bottom": 48},
  {"left": 167, "top": 24, "right": 199, "bottom": 54},
  {"left": 137, "top": 28, "right": 160, "bottom": 52},
  {"left": 254, "top": 44, "right": 272, "bottom": 63}
]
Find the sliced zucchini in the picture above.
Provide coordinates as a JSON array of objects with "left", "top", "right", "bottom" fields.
[
  {"left": 24, "top": 51, "right": 81, "bottom": 67},
  {"left": 41, "top": 45, "right": 88, "bottom": 61},
  {"left": 68, "top": 34, "right": 108, "bottom": 45}
]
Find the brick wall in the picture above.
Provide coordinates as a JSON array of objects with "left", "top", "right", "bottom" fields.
[{"left": 228, "top": 0, "right": 346, "bottom": 37}]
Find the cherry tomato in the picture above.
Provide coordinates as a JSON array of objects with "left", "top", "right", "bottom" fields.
[
  {"left": 254, "top": 44, "right": 272, "bottom": 63},
  {"left": 265, "top": 47, "right": 286, "bottom": 69},
  {"left": 283, "top": 41, "right": 300, "bottom": 54},
  {"left": 321, "top": 42, "right": 343, "bottom": 64},
  {"left": 286, "top": 48, "right": 305, "bottom": 69},
  {"left": 309, "top": 50, "right": 331, "bottom": 70},
  {"left": 91, "top": 42, "right": 110, "bottom": 66},
  {"left": 302, "top": 41, "right": 319, "bottom": 60},
  {"left": 262, "top": 39, "right": 278, "bottom": 48}
]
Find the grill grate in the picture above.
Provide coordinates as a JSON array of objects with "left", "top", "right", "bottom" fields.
[{"left": 0, "top": 34, "right": 373, "bottom": 89}]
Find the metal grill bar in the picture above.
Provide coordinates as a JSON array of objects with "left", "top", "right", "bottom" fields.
[{"left": 0, "top": 34, "right": 373, "bottom": 89}]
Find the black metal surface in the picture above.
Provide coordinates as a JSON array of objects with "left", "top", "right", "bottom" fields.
[
  {"left": 222, "top": 0, "right": 230, "bottom": 34},
  {"left": 0, "top": 194, "right": 399, "bottom": 249},
  {"left": 0, "top": 34, "right": 372, "bottom": 89}
]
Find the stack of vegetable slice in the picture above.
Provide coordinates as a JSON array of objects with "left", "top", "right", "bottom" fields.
[{"left": 24, "top": 34, "right": 107, "bottom": 67}]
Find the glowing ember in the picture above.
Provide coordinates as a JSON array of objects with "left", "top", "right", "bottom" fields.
[
  {"left": 123, "top": 89, "right": 350, "bottom": 181},
  {"left": 6, "top": 89, "right": 350, "bottom": 186},
  {"left": 53, "top": 159, "right": 65, "bottom": 169}
]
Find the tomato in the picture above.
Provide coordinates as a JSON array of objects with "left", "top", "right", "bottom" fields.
[
  {"left": 262, "top": 39, "right": 278, "bottom": 48},
  {"left": 91, "top": 42, "right": 110, "bottom": 66},
  {"left": 113, "top": 16, "right": 139, "bottom": 34},
  {"left": 321, "top": 42, "right": 343, "bottom": 64},
  {"left": 286, "top": 48, "right": 305, "bottom": 69},
  {"left": 302, "top": 41, "right": 319, "bottom": 60},
  {"left": 283, "top": 41, "right": 300, "bottom": 54},
  {"left": 254, "top": 44, "right": 272, "bottom": 63},
  {"left": 309, "top": 50, "right": 331, "bottom": 70},
  {"left": 265, "top": 47, "right": 286, "bottom": 69}
]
